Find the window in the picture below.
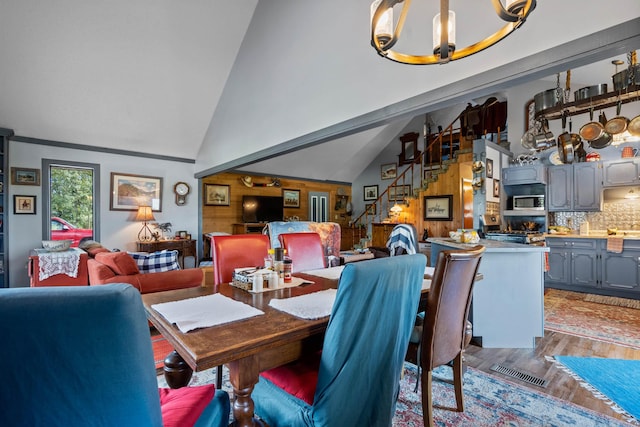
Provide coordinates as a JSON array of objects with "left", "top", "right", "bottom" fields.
[{"left": 42, "top": 160, "right": 100, "bottom": 247}]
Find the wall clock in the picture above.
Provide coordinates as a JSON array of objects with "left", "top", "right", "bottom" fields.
[{"left": 173, "top": 182, "right": 190, "bottom": 206}]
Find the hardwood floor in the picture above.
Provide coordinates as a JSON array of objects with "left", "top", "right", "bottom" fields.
[{"left": 464, "top": 329, "right": 640, "bottom": 423}]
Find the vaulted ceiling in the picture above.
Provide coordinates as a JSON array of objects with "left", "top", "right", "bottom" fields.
[{"left": 1, "top": 1, "right": 639, "bottom": 183}]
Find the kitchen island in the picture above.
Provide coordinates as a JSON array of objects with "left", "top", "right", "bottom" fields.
[{"left": 428, "top": 238, "right": 549, "bottom": 348}]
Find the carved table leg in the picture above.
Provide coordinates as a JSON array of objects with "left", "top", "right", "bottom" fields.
[
  {"left": 163, "top": 350, "right": 193, "bottom": 389},
  {"left": 228, "top": 358, "right": 266, "bottom": 427}
]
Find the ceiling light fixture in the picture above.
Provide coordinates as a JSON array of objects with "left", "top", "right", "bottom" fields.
[{"left": 371, "top": 0, "right": 536, "bottom": 65}]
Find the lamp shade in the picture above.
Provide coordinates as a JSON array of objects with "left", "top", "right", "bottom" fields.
[{"left": 135, "top": 206, "right": 155, "bottom": 222}]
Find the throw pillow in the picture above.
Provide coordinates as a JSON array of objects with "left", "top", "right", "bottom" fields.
[
  {"left": 94, "top": 251, "right": 140, "bottom": 275},
  {"left": 129, "top": 250, "right": 180, "bottom": 273},
  {"left": 159, "top": 384, "right": 215, "bottom": 427}
]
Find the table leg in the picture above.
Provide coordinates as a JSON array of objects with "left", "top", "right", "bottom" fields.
[
  {"left": 163, "top": 350, "right": 193, "bottom": 388},
  {"left": 227, "top": 357, "right": 266, "bottom": 427}
]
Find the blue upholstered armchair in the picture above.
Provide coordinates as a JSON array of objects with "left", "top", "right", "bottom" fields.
[
  {"left": 252, "top": 254, "right": 426, "bottom": 426},
  {"left": 0, "top": 284, "right": 230, "bottom": 427}
]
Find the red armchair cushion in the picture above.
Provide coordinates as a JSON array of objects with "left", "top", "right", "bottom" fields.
[
  {"left": 260, "top": 351, "right": 321, "bottom": 405},
  {"left": 159, "top": 384, "right": 215, "bottom": 427},
  {"left": 94, "top": 252, "right": 140, "bottom": 276}
]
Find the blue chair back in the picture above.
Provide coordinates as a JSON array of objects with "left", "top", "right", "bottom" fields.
[
  {"left": 312, "top": 254, "right": 425, "bottom": 425},
  {"left": 0, "top": 284, "right": 163, "bottom": 426}
]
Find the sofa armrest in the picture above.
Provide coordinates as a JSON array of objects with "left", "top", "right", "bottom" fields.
[{"left": 87, "top": 258, "right": 117, "bottom": 284}]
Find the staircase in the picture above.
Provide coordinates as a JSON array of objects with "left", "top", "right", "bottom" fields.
[{"left": 346, "top": 113, "right": 482, "bottom": 246}]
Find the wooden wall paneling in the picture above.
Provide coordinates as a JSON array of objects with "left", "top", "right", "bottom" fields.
[{"left": 201, "top": 172, "right": 353, "bottom": 235}]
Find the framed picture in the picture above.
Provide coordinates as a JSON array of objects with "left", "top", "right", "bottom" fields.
[
  {"left": 389, "top": 184, "right": 412, "bottom": 201},
  {"left": 381, "top": 163, "right": 397, "bottom": 180},
  {"left": 178, "top": 230, "right": 188, "bottom": 239},
  {"left": 110, "top": 173, "right": 162, "bottom": 211},
  {"left": 14, "top": 195, "right": 36, "bottom": 214},
  {"left": 423, "top": 195, "right": 453, "bottom": 221},
  {"left": 365, "top": 203, "right": 376, "bottom": 215},
  {"left": 486, "top": 158, "right": 494, "bottom": 178},
  {"left": 204, "top": 184, "right": 230, "bottom": 206},
  {"left": 364, "top": 185, "right": 378, "bottom": 201},
  {"left": 282, "top": 189, "right": 300, "bottom": 208},
  {"left": 11, "top": 167, "right": 40, "bottom": 186},
  {"left": 493, "top": 179, "right": 500, "bottom": 197}
]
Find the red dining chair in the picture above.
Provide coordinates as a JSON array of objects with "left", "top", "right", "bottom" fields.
[
  {"left": 278, "top": 232, "right": 326, "bottom": 273},
  {"left": 211, "top": 234, "right": 271, "bottom": 285}
]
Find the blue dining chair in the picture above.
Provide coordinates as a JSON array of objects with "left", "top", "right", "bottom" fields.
[
  {"left": 252, "top": 254, "right": 426, "bottom": 427},
  {"left": 0, "top": 283, "right": 230, "bottom": 427}
]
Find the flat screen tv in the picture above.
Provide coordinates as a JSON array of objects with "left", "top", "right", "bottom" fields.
[{"left": 242, "top": 195, "right": 284, "bottom": 223}]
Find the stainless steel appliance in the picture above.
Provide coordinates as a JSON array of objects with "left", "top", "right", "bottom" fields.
[
  {"left": 512, "top": 194, "right": 545, "bottom": 210},
  {"left": 480, "top": 214, "right": 546, "bottom": 245}
]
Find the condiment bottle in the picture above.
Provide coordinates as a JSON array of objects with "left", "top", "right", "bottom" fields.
[
  {"left": 283, "top": 259, "right": 292, "bottom": 283},
  {"left": 252, "top": 272, "right": 263, "bottom": 292},
  {"left": 269, "top": 271, "right": 279, "bottom": 289}
]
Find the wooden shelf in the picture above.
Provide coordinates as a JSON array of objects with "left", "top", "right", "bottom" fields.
[{"left": 535, "top": 85, "right": 640, "bottom": 121}]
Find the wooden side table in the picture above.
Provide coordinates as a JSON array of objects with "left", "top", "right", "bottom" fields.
[{"left": 136, "top": 240, "right": 196, "bottom": 269}]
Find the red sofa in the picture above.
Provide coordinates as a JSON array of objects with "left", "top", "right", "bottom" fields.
[{"left": 87, "top": 250, "right": 203, "bottom": 294}]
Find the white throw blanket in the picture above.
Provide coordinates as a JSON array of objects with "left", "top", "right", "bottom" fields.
[
  {"left": 152, "top": 294, "right": 264, "bottom": 333},
  {"left": 269, "top": 289, "right": 337, "bottom": 319}
]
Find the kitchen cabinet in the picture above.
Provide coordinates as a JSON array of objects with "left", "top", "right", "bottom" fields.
[
  {"left": 545, "top": 238, "right": 599, "bottom": 289},
  {"left": 602, "top": 158, "right": 640, "bottom": 187},
  {"left": 601, "top": 239, "right": 640, "bottom": 294},
  {"left": 547, "top": 162, "right": 601, "bottom": 212},
  {"left": 545, "top": 237, "right": 640, "bottom": 299},
  {"left": 502, "top": 164, "right": 546, "bottom": 185}
]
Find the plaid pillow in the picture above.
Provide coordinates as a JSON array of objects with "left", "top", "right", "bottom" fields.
[{"left": 129, "top": 250, "right": 180, "bottom": 273}]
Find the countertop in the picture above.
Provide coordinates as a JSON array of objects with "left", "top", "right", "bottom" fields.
[
  {"left": 545, "top": 232, "right": 640, "bottom": 240},
  {"left": 427, "top": 238, "right": 549, "bottom": 252}
]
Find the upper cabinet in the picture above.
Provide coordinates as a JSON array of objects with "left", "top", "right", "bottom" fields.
[
  {"left": 602, "top": 158, "right": 640, "bottom": 187},
  {"left": 502, "top": 164, "right": 546, "bottom": 185},
  {"left": 547, "top": 162, "right": 602, "bottom": 212}
]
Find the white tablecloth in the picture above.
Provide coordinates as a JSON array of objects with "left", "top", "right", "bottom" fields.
[{"left": 152, "top": 294, "right": 264, "bottom": 333}]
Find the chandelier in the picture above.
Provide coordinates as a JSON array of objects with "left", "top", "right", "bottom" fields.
[{"left": 371, "top": 0, "right": 536, "bottom": 65}]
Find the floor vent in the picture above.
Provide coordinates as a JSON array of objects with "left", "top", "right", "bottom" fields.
[{"left": 490, "top": 364, "right": 548, "bottom": 388}]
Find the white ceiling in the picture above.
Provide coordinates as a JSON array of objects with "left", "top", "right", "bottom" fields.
[{"left": 1, "top": 2, "right": 638, "bottom": 183}]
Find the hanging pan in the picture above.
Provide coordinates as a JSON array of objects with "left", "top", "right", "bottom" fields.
[
  {"left": 604, "top": 99, "right": 629, "bottom": 135},
  {"left": 579, "top": 107, "right": 604, "bottom": 142},
  {"left": 589, "top": 111, "right": 612, "bottom": 149}
]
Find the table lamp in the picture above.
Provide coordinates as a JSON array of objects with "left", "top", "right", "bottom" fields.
[{"left": 136, "top": 206, "right": 156, "bottom": 242}]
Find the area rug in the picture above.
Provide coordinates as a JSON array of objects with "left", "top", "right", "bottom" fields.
[
  {"left": 150, "top": 333, "right": 173, "bottom": 372},
  {"left": 549, "top": 356, "right": 640, "bottom": 423},
  {"left": 544, "top": 289, "right": 640, "bottom": 350},
  {"left": 157, "top": 362, "right": 634, "bottom": 426}
]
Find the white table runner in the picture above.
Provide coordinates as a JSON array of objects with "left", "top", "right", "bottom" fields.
[
  {"left": 152, "top": 294, "right": 264, "bottom": 333},
  {"left": 300, "top": 265, "right": 344, "bottom": 281},
  {"left": 269, "top": 289, "right": 337, "bottom": 319}
]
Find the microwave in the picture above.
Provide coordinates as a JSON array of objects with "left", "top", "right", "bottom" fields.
[{"left": 512, "top": 195, "right": 545, "bottom": 210}]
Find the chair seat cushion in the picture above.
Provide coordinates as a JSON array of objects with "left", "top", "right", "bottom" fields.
[
  {"left": 259, "top": 351, "right": 321, "bottom": 405},
  {"left": 159, "top": 384, "right": 215, "bottom": 427}
]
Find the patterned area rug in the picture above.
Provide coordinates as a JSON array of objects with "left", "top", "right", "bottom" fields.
[
  {"left": 150, "top": 332, "right": 173, "bottom": 372},
  {"left": 544, "top": 289, "right": 640, "bottom": 349},
  {"left": 156, "top": 362, "right": 633, "bottom": 426}
]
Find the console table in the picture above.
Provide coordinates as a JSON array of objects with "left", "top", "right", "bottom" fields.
[{"left": 136, "top": 239, "right": 196, "bottom": 269}]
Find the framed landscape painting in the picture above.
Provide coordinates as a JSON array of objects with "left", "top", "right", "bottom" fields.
[
  {"left": 110, "top": 173, "right": 162, "bottom": 211},
  {"left": 282, "top": 189, "right": 300, "bottom": 208},
  {"left": 204, "top": 184, "right": 230, "bottom": 206},
  {"left": 423, "top": 195, "right": 453, "bottom": 221}
]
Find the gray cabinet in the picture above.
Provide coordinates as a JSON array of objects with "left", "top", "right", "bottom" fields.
[
  {"left": 602, "top": 158, "right": 640, "bottom": 187},
  {"left": 502, "top": 164, "right": 546, "bottom": 185},
  {"left": 545, "top": 237, "right": 640, "bottom": 299},
  {"left": 601, "top": 239, "right": 640, "bottom": 293},
  {"left": 545, "top": 238, "right": 598, "bottom": 289},
  {"left": 547, "top": 162, "right": 601, "bottom": 212}
]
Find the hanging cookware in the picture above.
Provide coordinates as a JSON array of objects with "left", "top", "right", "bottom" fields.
[
  {"left": 604, "top": 100, "right": 629, "bottom": 135},
  {"left": 534, "top": 88, "right": 561, "bottom": 113},
  {"left": 589, "top": 112, "right": 612, "bottom": 149},
  {"left": 629, "top": 113, "right": 640, "bottom": 137},
  {"left": 580, "top": 107, "right": 605, "bottom": 142},
  {"left": 534, "top": 117, "right": 554, "bottom": 150},
  {"left": 557, "top": 111, "right": 574, "bottom": 164},
  {"left": 612, "top": 51, "right": 638, "bottom": 90},
  {"left": 574, "top": 84, "right": 608, "bottom": 101}
]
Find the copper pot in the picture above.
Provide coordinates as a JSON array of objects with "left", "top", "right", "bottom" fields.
[
  {"left": 604, "top": 101, "right": 629, "bottom": 135},
  {"left": 579, "top": 108, "right": 605, "bottom": 141}
]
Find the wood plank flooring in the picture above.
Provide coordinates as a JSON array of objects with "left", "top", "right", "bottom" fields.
[{"left": 464, "top": 329, "right": 640, "bottom": 423}]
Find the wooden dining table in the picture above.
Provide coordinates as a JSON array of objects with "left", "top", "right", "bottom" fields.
[{"left": 142, "top": 266, "right": 432, "bottom": 427}]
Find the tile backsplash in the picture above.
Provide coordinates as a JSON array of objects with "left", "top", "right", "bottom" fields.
[{"left": 551, "top": 199, "right": 640, "bottom": 231}]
